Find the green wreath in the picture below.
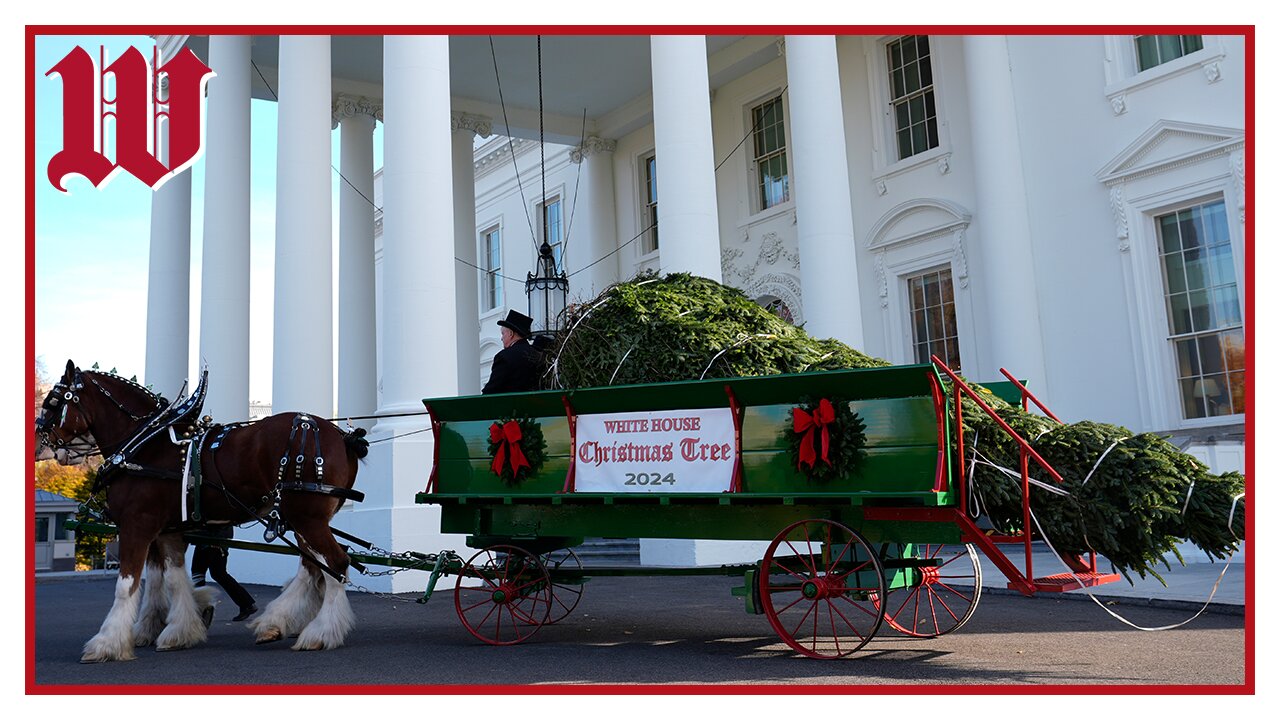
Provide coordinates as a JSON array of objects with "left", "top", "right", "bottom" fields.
[
  {"left": 487, "top": 417, "right": 548, "bottom": 486},
  {"left": 782, "top": 396, "right": 868, "bottom": 483}
]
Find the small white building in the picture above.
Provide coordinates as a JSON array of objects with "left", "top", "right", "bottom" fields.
[
  {"left": 35, "top": 490, "right": 78, "bottom": 572},
  {"left": 144, "top": 33, "right": 1247, "bottom": 587}
]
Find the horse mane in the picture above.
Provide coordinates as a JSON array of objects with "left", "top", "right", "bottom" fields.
[{"left": 83, "top": 370, "right": 170, "bottom": 408}]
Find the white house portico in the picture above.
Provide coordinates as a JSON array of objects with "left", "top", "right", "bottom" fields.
[{"left": 144, "top": 33, "right": 1248, "bottom": 587}]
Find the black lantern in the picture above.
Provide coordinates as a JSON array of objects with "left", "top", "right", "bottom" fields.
[{"left": 526, "top": 240, "right": 568, "bottom": 338}]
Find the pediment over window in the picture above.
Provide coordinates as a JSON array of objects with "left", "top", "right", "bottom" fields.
[
  {"left": 1097, "top": 120, "right": 1243, "bottom": 185},
  {"left": 866, "top": 198, "right": 970, "bottom": 250}
]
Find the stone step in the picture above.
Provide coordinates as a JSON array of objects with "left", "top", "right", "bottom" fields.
[{"left": 574, "top": 537, "right": 641, "bottom": 566}]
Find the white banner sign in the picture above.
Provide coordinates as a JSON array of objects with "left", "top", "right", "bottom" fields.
[{"left": 574, "top": 408, "right": 737, "bottom": 493}]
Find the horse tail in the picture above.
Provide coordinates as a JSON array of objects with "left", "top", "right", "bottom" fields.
[{"left": 343, "top": 427, "right": 369, "bottom": 462}]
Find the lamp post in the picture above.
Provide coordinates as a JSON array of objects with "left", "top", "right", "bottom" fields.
[{"left": 526, "top": 240, "right": 568, "bottom": 339}]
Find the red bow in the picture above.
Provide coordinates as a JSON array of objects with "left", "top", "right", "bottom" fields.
[
  {"left": 792, "top": 399, "right": 835, "bottom": 470},
  {"left": 490, "top": 421, "right": 530, "bottom": 477}
]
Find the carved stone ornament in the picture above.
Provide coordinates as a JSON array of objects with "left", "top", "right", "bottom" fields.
[
  {"left": 1232, "top": 150, "right": 1245, "bottom": 224},
  {"left": 875, "top": 253, "right": 889, "bottom": 308},
  {"left": 724, "top": 232, "right": 801, "bottom": 286},
  {"left": 1111, "top": 95, "right": 1127, "bottom": 116},
  {"left": 451, "top": 112, "right": 493, "bottom": 139},
  {"left": 569, "top": 136, "right": 618, "bottom": 164},
  {"left": 937, "top": 155, "right": 951, "bottom": 175},
  {"left": 331, "top": 94, "right": 383, "bottom": 130},
  {"left": 952, "top": 228, "right": 971, "bottom": 288},
  {"left": 1110, "top": 184, "right": 1130, "bottom": 249},
  {"left": 1204, "top": 61, "right": 1222, "bottom": 83},
  {"left": 876, "top": 180, "right": 888, "bottom": 196}
]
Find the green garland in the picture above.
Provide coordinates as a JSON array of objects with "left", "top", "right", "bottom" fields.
[
  {"left": 486, "top": 417, "right": 548, "bottom": 486},
  {"left": 782, "top": 396, "right": 868, "bottom": 483}
]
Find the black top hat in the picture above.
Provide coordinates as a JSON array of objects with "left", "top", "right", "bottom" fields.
[{"left": 497, "top": 310, "right": 534, "bottom": 338}]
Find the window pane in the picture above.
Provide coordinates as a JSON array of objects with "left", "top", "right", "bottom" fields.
[
  {"left": 1180, "top": 378, "right": 1205, "bottom": 418},
  {"left": 1159, "top": 214, "right": 1181, "bottom": 253},
  {"left": 918, "top": 35, "right": 930, "bottom": 58},
  {"left": 924, "top": 273, "right": 940, "bottom": 306},
  {"left": 1188, "top": 289, "right": 1211, "bottom": 332},
  {"left": 910, "top": 277, "right": 925, "bottom": 308},
  {"left": 1203, "top": 201, "right": 1229, "bottom": 245},
  {"left": 1208, "top": 244, "right": 1235, "bottom": 286},
  {"left": 1135, "top": 35, "right": 1158, "bottom": 70},
  {"left": 946, "top": 337, "right": 962, "bottom": 372},
  {"left": 889, "top": 41, "right": 903, "bottom": 70},
  {"left": 895, "top": 101, "right": 910, "bottom": 129},
  {"left": 912, "top": 123, "right": 927, "bottom": 155},
  {"left": 903, "top": 36, "right": 918, "bottom": 64},
  {"left": 920, "top": 58, "right": 933, "bottom": 88},
  {"left": 905, "top": 62, "right": 920, "bottom": 94},
  {"left": 1228, "top": 371, "right": 1245, "bottom": 414},
  {"left": 926, "top": 117, "right": 939, "bottom": 149},
  {"left": 1197, "top": 334, "right": 1225, "bottom": 375},
  {"left": 1163, "top": 253, "right": 1187, "bottom": 293},
  {"left": 1179, "top": 211, "right": 1202, "bottom": 250},
  {"left": 1183, "top": 35, "right": 1204, "bottom": 54},
  {"left": 897, "top": 129, "right": 913, "bottom": 160},
  {"left": 912, "top": 309, "right": 928, "bottom": 344},
  {"left": 1200, "top": 373, "right": 1231, "bottom": 417},
  {"left": 1169, "top": 293, "right": 1192, "bottom": 335},
  {"left": 35, "top": 517, "right": 49, "bottom": 543},
  {"left": 1223, "top": 328, "right": 1245, "bottom": 371},
  {"left": 909, "top": 95, "right": 925, "bottom": 124},
  {"left": 1183, "top": 248, "right": 1207, "bottom": 290},
  {"left": 54, "top": 512, "right": 71, "bottom": 541},
  {"left": 1175, "top": 338, "right": 1200, "bottom": 377},
  {"left": 1157, "top": 34, "right": 1183, "bottom": 61},
  {"left": 1214, "top": 286, "right": 1242, "bottom": 327}
]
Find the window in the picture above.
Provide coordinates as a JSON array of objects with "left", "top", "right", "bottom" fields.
[
  {"left": 886, "top": 35, "right": 938, "bottom": 161},
  {"left": 54, "top": 512, "right": 72, "bottom": 541},
  {"left": 540, "top": 197, "right": 564, "bottom": 272},
  {"left": 35, "top": 516, "right": 49, "bottom": 543},
  {"left": 642, "top": 153, "right": 659, "bottom": 253},
  {"left": 1135, "top": 35, "right": 1204, "bottom": 72},
  {"left": 907, "top": 268, "right": 960, "bottom": 371},
  {"left": 480, "top": 226, "right": 502, "bottom": 311},
  {"left": 1156, "top": 200, "right": 1244, "bottom": 418},
  {"left": 759, "top": 296, "right": 795, "bottom": 325},
  {"left": 751, "top": 96, "right": 789, "bottom": 210}
]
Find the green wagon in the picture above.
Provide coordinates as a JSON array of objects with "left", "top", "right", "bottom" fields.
[{"left": 416, "top": 359, "right": 1120, "bottom": 659}]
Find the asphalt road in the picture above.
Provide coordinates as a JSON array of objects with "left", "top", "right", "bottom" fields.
[{"left": 33, "top": 574, "right": 1246, "bottom": 689}]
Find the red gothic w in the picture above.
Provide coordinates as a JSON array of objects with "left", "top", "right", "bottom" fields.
[{"left": 46, "top": 46, "right": 215, "bottom": 192}]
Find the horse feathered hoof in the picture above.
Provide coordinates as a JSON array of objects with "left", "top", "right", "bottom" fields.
[
  {"left": 254, "top": 627, "right": 284, "bottom": 644},
  {"left": 80, "top": 639, "right": 136, "bottom": 664}
]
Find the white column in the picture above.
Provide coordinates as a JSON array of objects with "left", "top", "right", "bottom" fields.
[
  {"left": 380, "top": 35, "right": 457, "bottom": 419},
  {"left": 363, "top": 35, "right": 457, "bottom": 593},
  {"left": 334, "top": 95, "right": 380, "bottom": 426},
  {"left": 199, "top": 35, "right": 251, "bottom": 421},
  {"left": 272, "top": 36, "right": 333, "bottom": 416},
  {"left": 452, "top": 112, "right": 490, "bottom": 396},
  {"left": 145, "top": 125, "right": 191, "bottom": 398},
  {"left": 650, "top": 36, "right": 721, "bottom": 281},
  {"left": 962, "top": 35, "right": 1048, "bottom": 387},
  {"left": 785, "top": 35, "right": 864, "bottom": 347},
  {"left": 568, "top": 137, "right": 619, "bottom": 300}
]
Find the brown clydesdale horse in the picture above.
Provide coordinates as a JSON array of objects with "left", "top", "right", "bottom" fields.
[{"left": 36, "top": 361, "right": 368, "bottom": 662}]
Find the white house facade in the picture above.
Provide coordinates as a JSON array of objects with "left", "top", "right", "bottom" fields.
[{"left": 144, "top": 33, "right": 1247, "bottom": 588}]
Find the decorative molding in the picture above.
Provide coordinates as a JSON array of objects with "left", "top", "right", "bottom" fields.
[
  {"left": 743, "top": 273, "right": 804, "bottom": 325},
  {"left": 1231, "top": 149, "right": 1245, "bottom": 224},
  {"left": 568, "top": 136, "right": 618, "bottom": 164},
  {"left": 1203, "top": 61, "right": 1222, "bottom": 84},
  {"left": 451, "top": 111, "right": 493, "bottom": 139},
  {"left": 875, "top": 252, "right": 889, "bottom": 308},
  {"left": 1097, "top": 120, "right": 1244, "bottom": 186},
  {"left": 332, "top": 94, "right": 383, "bottom": 130},
  {"left": 1111, "top": 94, "right": 1127, "bottom": 116},
  {"left": 937, "top": 155, "right": 951, "bottom": 175},
  {"left": 775, "top": 38, "right": 786, "bottom": 57},
  {"left": 952, "top": 228, "right": 970, "bottom": 287},
  {"left": 475, "top": 137, "right": 534, "bottom": 177},
  {"left": 789, "top": 210, "right": 797, "bottom": 226},
  {"left": 1110, "top": 184, "right": 1130, "bottom": 250},
  {"left": 723, "top": 232, "right": 801, "bottom": 288},
  {"left": 866, "top": 198, "right": 972, "bottom": 251},
  {"left": 876, "top": 180, "right": 888, "bottom": 196},
  {"left": 720, "top": 246, "right": 744, "bottom": 273}
]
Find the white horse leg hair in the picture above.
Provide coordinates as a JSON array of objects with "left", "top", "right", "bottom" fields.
[
  {"left": 132, "top": 559, "right": 169, "bottom": 646},
  {"left": 81, "top": 574, "right": 142, "bottom": 663},
  {"left": 293, "top": 569, "right": 355, "bottom": 651},
  {"left": 248, "top": 560, "right": 322, "bottom": 643},
  {"left": 154, "top": 556, "right": 209, "bottom": 651}
]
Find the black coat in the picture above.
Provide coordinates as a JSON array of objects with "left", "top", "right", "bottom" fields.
[{"left": 482, "top": 340, "right": 543, "bottom": 394}]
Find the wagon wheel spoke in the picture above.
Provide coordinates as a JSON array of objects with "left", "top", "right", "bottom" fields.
[
  {"left": 760, "top": 519, "right": 884, "bottom": 659},
  {"left": 875, "top": 543, "right": 982, "bottom": 638},
  {"left": 454, "top": 545, "right": 552, "bottom": 646}
]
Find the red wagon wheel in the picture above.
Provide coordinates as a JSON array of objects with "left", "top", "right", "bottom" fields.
[
  {"left": 758, "top": 519, "right": 885, "bottom": 659},
  {"left": 875, "top": 543, "right": 982, "bottom": 638},
  {"left": 540, "top": 547, "right": 585, "bottom": 625},
  {"left": 454, "top": 545, "right": 552, "bottom": 645}
]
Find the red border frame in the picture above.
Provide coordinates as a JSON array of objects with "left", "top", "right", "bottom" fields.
[{"left": 27, "top": 24, "right": 1255, "bottom": 696}]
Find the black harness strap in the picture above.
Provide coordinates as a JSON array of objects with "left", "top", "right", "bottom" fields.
[{"left": 277, "top": 481, "right": 366, "bottom": 503}]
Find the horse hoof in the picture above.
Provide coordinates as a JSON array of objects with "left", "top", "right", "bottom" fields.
[{"left": 255, "top": 628, "right": 284, "bottom": 644}]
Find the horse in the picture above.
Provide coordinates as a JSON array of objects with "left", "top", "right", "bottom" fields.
[{"left": 35, "top": 360, "right": 369, "bottom": 662}]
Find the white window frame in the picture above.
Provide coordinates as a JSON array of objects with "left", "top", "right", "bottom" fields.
[
  {"left": 867, "top": 199, "right": 977, "bottom": 371},
  {"left": 478, "top": 221, "right": 504, "bottom": 313},
  {"left": 638, "top": 150, "right": 659, "bottom": 257},
  {"left": 534, "top": 186, "right": 567, "bottom": 274},
  {"left": 740, "top": 87, "right": 794, "bottom": 221},
  {"left": 904, "top": 265, "right": 963, "bottom": 371},
  {"left": 1102, "top": 35, "right": 1226, "bottom": 115},
  {"left": 864, "top": 34, "right": 953, "bottom": 186},
  {"left": 1099, "top": 121, "right": 1245, "bottom": 430}
]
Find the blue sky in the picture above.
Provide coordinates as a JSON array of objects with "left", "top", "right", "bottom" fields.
[{"left": 35, "top": 34, "right": 383, "bottom": 402}]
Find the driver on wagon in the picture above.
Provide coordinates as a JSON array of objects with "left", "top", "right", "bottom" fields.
[{"left": 482, "top": 310, "right": 542, "bottom": 394}]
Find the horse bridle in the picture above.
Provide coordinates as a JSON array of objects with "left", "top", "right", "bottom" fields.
[{"left": 36, "top": 370, "right": 166, "bottom": 463}]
